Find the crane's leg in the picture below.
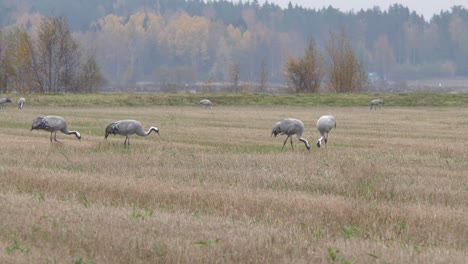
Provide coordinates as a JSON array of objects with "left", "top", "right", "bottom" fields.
[
  {"left": 289, "top": 136, "right": 294, "bottom": 150},
  {"left": 124, "top": 136, "right": 128, "bottom": 148},
  {"left": 282, "top": 135, "right": 290, "bottom": 150},
  {"left": 50, "top": 132, "right": 53, "bottom": 142},
  {"left": 54, "top": 132, "right": 62, "bottom": 143}
]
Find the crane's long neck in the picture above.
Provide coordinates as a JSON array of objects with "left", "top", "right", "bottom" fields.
[
  {"left": 137, "top": 126, "right": 159, "bottom": 137},
  {"left": 62, "top": 128, "right": 81, "bottom": 140},
  {"left": 299, "top": 137, "right": 310, "bottom": 150}
]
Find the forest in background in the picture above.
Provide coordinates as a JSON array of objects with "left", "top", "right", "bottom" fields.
[{"left": 1, "top": 0, "right": 468, "bottom": 93}]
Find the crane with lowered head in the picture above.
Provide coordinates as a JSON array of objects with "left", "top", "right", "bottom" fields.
[
  {"left": 370, "top": 99, "right": 384, "bottom": 110},
  {"left": 316, "top": 115, "right": 336, "bottom": 148},
  {"left": 105, "top": 119, "right": 160, "bottom": 148},
  {"left": 31, "top": 116, "right": 81, "bottom": 142},
  {"left": 0, "top": 97, "right": 12, "bottom": 110},
  {"left": 199, "top": 99, "right": 213, "bottom": 109},
  {"left": 18, "top": 97, "right": 26, "bottom": 109},
  {"left": 272, "top": 118, "right": 310, "bottom": 151}
]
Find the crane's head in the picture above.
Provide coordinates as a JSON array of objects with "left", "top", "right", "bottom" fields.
[
  {"left": 104, "top": 123, "right": 118, "bottom": 139},
  {"left": 104, "top": 128, "right": 112, "bottom": 139},
  {"left": 75, "top": 131, "right": 82, "bottom": 141},
  {"left": 305, "top": 141, "right": 311, "bottom": 151},
  {"left": 271, "top": 122, "right": 281, "bottom": 137},
  {"left": 150, "top": 127, "right": 160, "bottom": 136},
  {"left": 316, "top": 139, "right": 322, "bottom": 148}
]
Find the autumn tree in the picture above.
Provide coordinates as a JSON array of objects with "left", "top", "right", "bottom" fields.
[
  {"left": 326, "top": 31, "right": 367, "bottom": 93},
  {"left": 257, "top": 57, "right": 268, "bottom": 92},
  {"left": 34, "top": 16, "right": 81, "bottom": 93},
  {"left": 0, "top": 30, "right": 6, "bottom": 93},
  {"left": 230, "top": 60, "right": 240, "bottom": 93},
  {"left": 2, "top": 27, "right": 34, "bottom": 93},
  {"left": 79, "top": 56, "right": 105, "bottom": 93},
  {"left": 284, "top": 38, "right": 324, "bottom": 93},
  {"left": 0, "top": 17, "right": 103, "bottom": 94}
]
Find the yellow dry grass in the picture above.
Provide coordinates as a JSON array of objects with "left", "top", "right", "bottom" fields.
[{"left": 0, "top": 105, "right": 467, "bottom": 263}]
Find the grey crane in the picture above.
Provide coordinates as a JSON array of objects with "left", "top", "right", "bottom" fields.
[
  {"left": 31, "top": 115, "right": 81, "bottom": 142},
  {"left": 271, "top": 118, "right": 310, "bottom": 151},
  {"left": 105, "top": 119, "right": 159, "bottom": 148},
  {"left": 316, "top": 115, "right": 336, "bottom": 148},
  {"left": 18, "top": 97, "right": 26, "bottom": 109},
  {"left": 199, "top": 99, "right": 213, "bottom": 109},
  {"left": 370, "top": 99, "right": 384, "bottom": 110},
  {"left": 0, "top": 97, "right": 12, "bottom": 110}
]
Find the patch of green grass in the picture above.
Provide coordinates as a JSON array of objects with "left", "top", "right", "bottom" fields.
[
  {"left": 6, "top": 239, "right": 30, "bottom": 255},
  {"left": 0, "top": 120, "right": 30, "bottom": 129},
  {"left": 194, "top": 238, "right": 220, "bottom": 246},
  {"left": 341, "top": 224, "right": 365, "bottom": 239},
  {"left": 69, "top": 255, "right": 94, "bottom": 264},
  {"left": 393, "top": 219, "right": 408, "bottom": 235},
  {"left": 327, "top": 247, "right": 354, "bottom": 264},
  {"left": 6, "top": 92, "right": 468, "bottom": 107}
]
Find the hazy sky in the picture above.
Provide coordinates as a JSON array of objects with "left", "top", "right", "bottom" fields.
[{"left": 267, "top": 0, "right": 466, "bottom": 19}]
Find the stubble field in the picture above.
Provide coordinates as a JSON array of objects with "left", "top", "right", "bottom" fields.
[{"left": 0, "top": 102, "right": 467, "bottom": 263}]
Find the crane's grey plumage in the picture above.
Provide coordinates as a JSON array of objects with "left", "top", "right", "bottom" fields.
[
  {"left": 271, "top": 118, "right": 310, "bottom": 151},
  {"left": 18, "top": 97, "right": 26, "bottom": 109},
  {"left": 199, "top": 99, "right": 213, "bottom": 109},
  {"left": 105, "top": 119, "right": 159, "bottom": 147},
  {"left": 0, "top": 97, "right": 12, "bottom": 110},
  {"left": 316, "top": 115, "right": 336, "bottom": 148},
  {"left": 370, "top": 99, "right": 384, "bottom": 110},
  {"left": 31, "top": 116, "right": 81, "bottom": 142}
]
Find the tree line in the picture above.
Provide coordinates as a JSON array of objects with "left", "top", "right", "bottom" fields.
[
  {"left": 0, "top": 17, "right": 104, "bottom": 94},
  {"left": 1, "top": 1, "right": 468, "bottom": 93}
]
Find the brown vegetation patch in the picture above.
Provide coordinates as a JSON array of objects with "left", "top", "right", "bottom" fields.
[{"left": 0, "top": 106, "right": 467, "bottom": 263}]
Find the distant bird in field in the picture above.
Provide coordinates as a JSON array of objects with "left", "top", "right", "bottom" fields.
[
  {"left": 18, "top": 97, "right": 26, "bottom": 109},
  {"left": 105, "top": 119, "right": 160, "bottom": 148},
  {"left": 316, "top": 115, "right": 336, "bottom": 148},
  {"left": 370, "top": 99, "right": 384, "bottom": 110},
  {"left": 0, "top": 97, "right": 12, "bottom": 110},
  {"left": 199, "top": 99, "right": 213, "bottom": 109},
  {"left": 31, "top": 116, "right": 81, "bottom": 142},
  {"left": 271, "top": 118, "right": 310, "bottom": 151}
]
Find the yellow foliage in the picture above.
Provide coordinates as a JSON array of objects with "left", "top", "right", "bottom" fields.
[
  {"left": 161, "top": 12, "right": 210, "bottom": 61},
  {"left": 226, "top": 24, "right": 242, "bottom": 43}
]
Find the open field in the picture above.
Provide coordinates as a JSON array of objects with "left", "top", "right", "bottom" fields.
[{"left": 0, "top": 98, "right": 467, "bottom": 263}]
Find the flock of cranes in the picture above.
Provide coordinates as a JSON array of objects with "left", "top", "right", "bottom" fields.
[
  {"left": 1, "top": 96, "right": 384, "bottom": 149},
  {"left": 271, "top": 115, "right": 336, "bottom": 151},
  {"left": 0, "top": 97, "right": 26, "bottom": 110}
]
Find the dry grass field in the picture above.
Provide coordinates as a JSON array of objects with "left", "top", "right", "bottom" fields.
[{"left": 0, "top": 103, "right": 467, "bottom": 263}]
